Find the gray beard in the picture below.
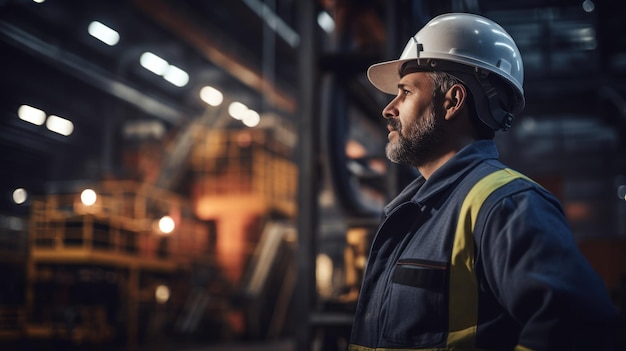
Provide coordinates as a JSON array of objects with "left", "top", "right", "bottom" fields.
[{"left": 385, "top": 109, "right": 444, "bottom": 168}]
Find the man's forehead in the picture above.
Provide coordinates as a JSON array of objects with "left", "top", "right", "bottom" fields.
[{"left": 398, "top": 71, "right": 431, "bottom": 88}]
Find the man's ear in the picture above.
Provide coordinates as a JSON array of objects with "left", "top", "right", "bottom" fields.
[{"left": 443, "top": 84, "right": 467, "bottom": 121}]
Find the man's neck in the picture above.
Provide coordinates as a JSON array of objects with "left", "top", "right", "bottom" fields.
[
  {"left": 417, "top": 151, "right": 455, "bottom": 180},
  {"left": 417, "top": 136, "right": 476, "bottom": 180}
]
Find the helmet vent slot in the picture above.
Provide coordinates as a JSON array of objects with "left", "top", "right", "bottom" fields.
[{"left": 496, "top": 59, "right": 511, "bottom": 74}]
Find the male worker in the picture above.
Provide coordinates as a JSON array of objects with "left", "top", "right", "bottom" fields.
[{"left": 348, "top": 13, "right": 618, "bottom": 351}]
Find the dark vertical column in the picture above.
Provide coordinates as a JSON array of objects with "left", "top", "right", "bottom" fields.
[
  {"left": 384, "top": 1, "right": 401, "bottom": 200},
  {"left": 295, "top": 0, "right": 319, "bottom": 350},
  {"left": 127, "top": 267, "right": 139, "bottom": 351},
  {"left": 262, "top": 0, "right": 276, "bottom": 115},
  {"left": 101, "top": 104, "right": 114, "bottom": 177}
]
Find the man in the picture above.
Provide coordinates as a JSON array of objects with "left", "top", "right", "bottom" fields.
[{"left": 348, "top": 13, "right": 618, "bottom": 351}]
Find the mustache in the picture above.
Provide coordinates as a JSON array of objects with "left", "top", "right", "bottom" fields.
[{"left": 387, "top": 119, "right": 401, "bottom": 132}]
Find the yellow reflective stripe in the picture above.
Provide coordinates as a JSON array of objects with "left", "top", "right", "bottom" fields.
[
  {"left": 514, "top": 345, "right": 535, "bottom": 351},
  {"left": 447, "top": 168, "right": 529, "bottom": 348},
  {"left": 349, "top": 344, "right": 453, "bottom": 351},
  {"left": 348, "top": 344, "right": 489, "bottom": 351}
]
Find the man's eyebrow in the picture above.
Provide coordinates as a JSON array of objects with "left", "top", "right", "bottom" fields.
[{"left": 397, "top": 83, "right": 417, "bottom": 90}]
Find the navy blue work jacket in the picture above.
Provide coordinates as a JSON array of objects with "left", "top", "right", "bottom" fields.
[{"left": 349, "top": 140, "right": 618, "bottom": 351}]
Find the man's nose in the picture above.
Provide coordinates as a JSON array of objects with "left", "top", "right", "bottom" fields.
[{"left": 382, "top": 99, "right": 398, "bottom": 120}]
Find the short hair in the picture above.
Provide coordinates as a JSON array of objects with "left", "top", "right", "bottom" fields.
[{"left": 427, "top": 71, "right": 495, "bottom": 140}]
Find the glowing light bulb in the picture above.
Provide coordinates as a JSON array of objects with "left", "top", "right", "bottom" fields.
[
  {"left": 158, "top": 216, "right": 175, "bottom": 234},
  {"left": 80, "top": 189, "right": 97, "bottom": 206},
  {"left": 12, "top": 188, "right": 28, "bottom": 205}
]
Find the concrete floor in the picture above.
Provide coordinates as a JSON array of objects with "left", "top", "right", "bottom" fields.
[
  {"left": 179, "top": 340, "right": 295, "bottom": 351},
  {"left": 132, "top": 339, "right": 296, "bottom": 351}
]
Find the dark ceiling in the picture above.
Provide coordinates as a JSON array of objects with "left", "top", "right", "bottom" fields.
[{"left": 1, "top": 0, "right": 625, "bottom": 229}]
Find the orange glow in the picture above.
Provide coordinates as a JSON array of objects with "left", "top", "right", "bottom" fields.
[
  {"left": 236, "top": 131, "right": 252, "bottom": 147},
  {"left": 346, "top": 139, "right": 366, "bottom": 158},
  {"left": 368, "top": 158, "right": 387, "bottom": 174},
  {"left": 194, "top": 192, "right": 266, "bottom": 283},
  {"left": 215, "top": 212, "right": 249, "bottom": 282},
  {"left": 564, "top": 201, "right": 591, "bottom": 221}
]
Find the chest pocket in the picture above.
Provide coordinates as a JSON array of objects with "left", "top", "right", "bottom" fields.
[{"left": 382, "top": 258, "right": 449, "bottom": 346}]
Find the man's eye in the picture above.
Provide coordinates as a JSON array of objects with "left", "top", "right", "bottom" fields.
[{"left": 403, "top": 89, "right": 411, "bottom": 95}]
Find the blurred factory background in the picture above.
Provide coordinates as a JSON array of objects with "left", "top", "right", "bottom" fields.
[{"left": 0, "top": 0, "right": 625, "bottom": 350}]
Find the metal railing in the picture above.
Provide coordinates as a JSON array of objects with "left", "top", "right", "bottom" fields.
[{"left": 28, "top": 182, "right": 209, "bottom": 267}]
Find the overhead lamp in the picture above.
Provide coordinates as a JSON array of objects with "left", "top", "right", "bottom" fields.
[
  {"left": 242, "top": 109, "right": 260, "bottom": 127},
  {"left": 228, "top": 101, "right": 248, "bottom": 120},
  {"left": 12, "top": 188, "right": 28, "bottom": 205},
  {"left": 88, "top": 21, "right": 120, "bottom": 46},
  {"left": 163, "top": 65, "right": 189, "bottom": 87},
  {"left": 18, "top": 105, "right": 46, "bottom": 126},
  {"left": 140, "top": 52, "right": 169, "bottom": 75},
  {"left": 582, "top": 0, "right": 595, "bottom": 12},
  {"left": 200, "top": 86, "right": 223, "bottom": 106},
  {"left": 227, "top": 101, "right": 260, "bottom": 127},
  {"left": 140, "top": 52, "right": 189, "bottom": 87},
  {"left": 317, "top": 11, "right": 335, "bottom": 34},
  {"left": 46, "top": 115, "right": 74, "bottom": 136},
  {"left": 18, "top": 105, "right": 75, "bottom": 136}
]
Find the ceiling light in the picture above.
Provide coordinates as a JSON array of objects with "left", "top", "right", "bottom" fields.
[
  {"left": 228, "top": 101, "right": 248, "bottom": 120},
  {"left": 12, "top": 188, "right": 28, "bottom": 205},
  {"left": 242, "top": 109, "right": 260, "bottom": 127},
  {"left": 140, "top": 52, "right": 189, "bottom": 87},
  {"left": 46, "top": 115, "right": 74, "bottom": 136},
  {"left": 140, "top": 52, "right": 169, "bottom": 75},
  {"left": 18, "top": 104, "right": 46, "bottom": 125},
  {"left": 317, "top": 11, "right": 335, "bottom": 34},
  {"left": 88, "top": 21, "right": 120, "bottom": 46},
  {"left": 163, "top": 65, "right": 189, "bottom": 87},
  {"left": 200, "top": 86, "right": 223, "bottom": 106},
  {"left": 582, "top": 0, "right": 595, "bottom": 12}
]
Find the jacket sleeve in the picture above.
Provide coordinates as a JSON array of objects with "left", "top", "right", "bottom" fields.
[{"left": 477, "top": 187, "right": 619, "bottom": 351}]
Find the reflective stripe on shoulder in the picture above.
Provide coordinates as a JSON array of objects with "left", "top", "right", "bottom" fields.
[
  {"left": 447, "top": 168, "right": 530, "bottom": 348},
  {"left": 348, "top": 344, "right": 492, "bottom": 351},
  {"left": 348, "top": 344, "right": 453, "bottom": 351}
]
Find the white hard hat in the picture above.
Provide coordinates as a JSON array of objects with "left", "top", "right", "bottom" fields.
[{"left": 367, "top": 13, "right": 525, "bottom": 130}]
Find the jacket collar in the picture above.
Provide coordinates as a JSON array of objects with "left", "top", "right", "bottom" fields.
[{"left": 383, "top": 140, "right": 499, "bottom": 216}]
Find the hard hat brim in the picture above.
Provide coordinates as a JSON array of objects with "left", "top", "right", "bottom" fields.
[{"left": 367, "top": 59, "right": 414, "bottom": 95}]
